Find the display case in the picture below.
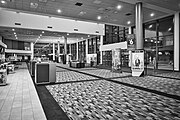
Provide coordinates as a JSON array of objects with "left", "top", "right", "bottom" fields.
[{"left": 0, "top": 69, "right": 7, "bottom": 85}]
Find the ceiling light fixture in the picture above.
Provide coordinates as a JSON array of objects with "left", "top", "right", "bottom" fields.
[
  {"left": 150, "top": 13, "right": 155, "bottom": 17},
  {"left": 149, "top": 24, "right": 153, "bottom": 28},
  {"left": 42, "top": 31, "right": 44, "bottom": 33},
  {"left": 127, "top": 21, "right": 131, "bottom": 25},
  {"left": 168, "top": 27, "right": 172, "bottom": 31},
  {"left": 97, "top": 16, "right": 101, "bottom": 20},
  {"left": 116, "top": 5, "right": 122, "bottom": 10},
  {"left": 14, "top": 32, "right": 16, "bottom": 34},
  {"left": 67, "top": 33, "right": 69, "bottom": 36},
  {"left": 12, "top": 29, "right": 15, "bottom": 31},
  {"left": 57, "top": 9, "right": 62, "bottom": 13},
  {"left": 1, "top": 0, "right": 6, "bottom": 4}
]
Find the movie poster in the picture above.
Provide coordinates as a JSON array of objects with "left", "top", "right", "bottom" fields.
[
  {"left": 131, "top": 50, "right": 144, "bottom": 72},
  {"left": 112, "top": 48, "right": 121, "bottom": 72}
]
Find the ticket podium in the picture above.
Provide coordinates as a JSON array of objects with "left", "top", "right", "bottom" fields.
[{"left": 35, "top": 63, "right": 56, "bottom": 84}]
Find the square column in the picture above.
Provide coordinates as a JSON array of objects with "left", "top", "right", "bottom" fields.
[
  {"left": 57, "top": 41, "right": 60, "bottom": 63},
  {"left": 86, "top": 39, "right": 88, "bottom": 62},
  {"left": 31, "top": 42, "right": 34, "bottom": 60},
  {"left": 100, "top": 35, "right": 103, "bottom": 64},
  {"left": 76, "top": 42, "right": 79, "bottom": 61},
  {"left": 53, "top": 43, "right": 55, "bottom": 61},
  {"left": 174, "top": 12, "right": 180, "bottom": 71}
]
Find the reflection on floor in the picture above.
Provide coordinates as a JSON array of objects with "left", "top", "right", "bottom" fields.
[{"left": 46, "top": 80, "right": 180, "bottom": 120}]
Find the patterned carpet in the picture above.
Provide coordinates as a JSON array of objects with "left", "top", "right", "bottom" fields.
[
  {"left": 56, "top": 71, "right": 97, "bottom": 83},
  {"left": 46, "top": 80, "right": 180, "bottom": 120},
  {"left": 46, "top": 64, "right": 180, "bottom": 119},
  {"left": 80, "top": 69, "right": 131, "bottom": 79},
  {"left": 156, "top": 72, "right": 180, "bottom": 79},
  {"left": 112, "top": 76, "right": 180, "bottom": 97}
]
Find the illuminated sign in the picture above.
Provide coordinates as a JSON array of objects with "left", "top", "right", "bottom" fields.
[{"left": 127, "top": 34, "right": 135, "bottom": 50}]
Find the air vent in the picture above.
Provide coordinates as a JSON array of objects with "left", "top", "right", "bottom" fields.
[
  {"left": 47, "top": 26, "right": 53, "bottom": 28},
  {"left": 125, "top": 13, "right": 132, "bottom": 16},
  {"left": 95, "top": 31, "right": 99, "bottom": 33},
  {"left": 39, "top": 0, "right": 47, "bottom": 2},
  {"left": 74, "top": 29, "right": 78, "bottom": 31},
  {"left": 7, "top": 0, "right": 15, "bottom": 2},
  {"left": 15, "top": 23, "right": 21, "bottom": 25},
  {"left": 75, "top": 2, "right": 83, "bottom": 6}
]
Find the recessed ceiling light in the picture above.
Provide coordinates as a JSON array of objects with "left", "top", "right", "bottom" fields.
[
  {"left": 127, "top": 21, "right": 131, "bottom": 25},
  {"left": 93, "top": 0, "right": 101, "bottom": 4},
  {"left": 150, "top": 13, "right": 155, "bottom": 17},
  {"left": 30, "top": 2, "right": 38, "bottom": 9},
  {"left": 67, "top": 33, "right": 69, "bottom": 36},
  {"left": 116, "top": 5, "right": 122, "bottom": 10},
  {"left": 1, "top": 0, "right": 6, "bottom": 4},
  {"left": 42, "top": 31, "right": 44, "bottom": 33},
  {"left": 168, "top": 27, "right": 172, "bottom": 31},
  {"left": 14, "top": 32, "right": 16, "bottom": 34},
  {"left": 97, "top": 16, "right": 101, "bottom": 20},
  {"left": 57, "top": 9, "right": 62, "bottom": 13},
  {"left": 88, "top": 35, "right": 90, "bottom": 37},
  {"left": 40, "top": 34, "right": 42, "bottom": 36},
  {"left": 78, "top": 11, "right": 86, "bottom": 16},
  {"left": 12, "top": 29, "right": 15, "bottom": 31},
  {"left": 149, "top": 24, "right": 153, "bottom": 28}
]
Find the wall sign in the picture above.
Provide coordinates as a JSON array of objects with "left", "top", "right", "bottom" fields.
[{"left": 127, "top": 34, "right": 135, "bottom": 50}]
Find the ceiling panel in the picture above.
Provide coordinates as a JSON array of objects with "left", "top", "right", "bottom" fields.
[{"left": 0, "top": 0, "right": 178, "bottom": 45}]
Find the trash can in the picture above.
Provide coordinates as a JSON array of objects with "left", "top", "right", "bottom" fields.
[{"left": 35, "top": 63, "right": 56, "bottom": 84}]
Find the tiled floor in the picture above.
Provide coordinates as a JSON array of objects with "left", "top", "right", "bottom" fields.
[{"left": 0, "top": 63, "right": 47, "bottom": 120}]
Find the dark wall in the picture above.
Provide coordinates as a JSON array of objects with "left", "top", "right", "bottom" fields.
[{"left": 3, "top": 39, "right": 30, "bottom": 50}]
